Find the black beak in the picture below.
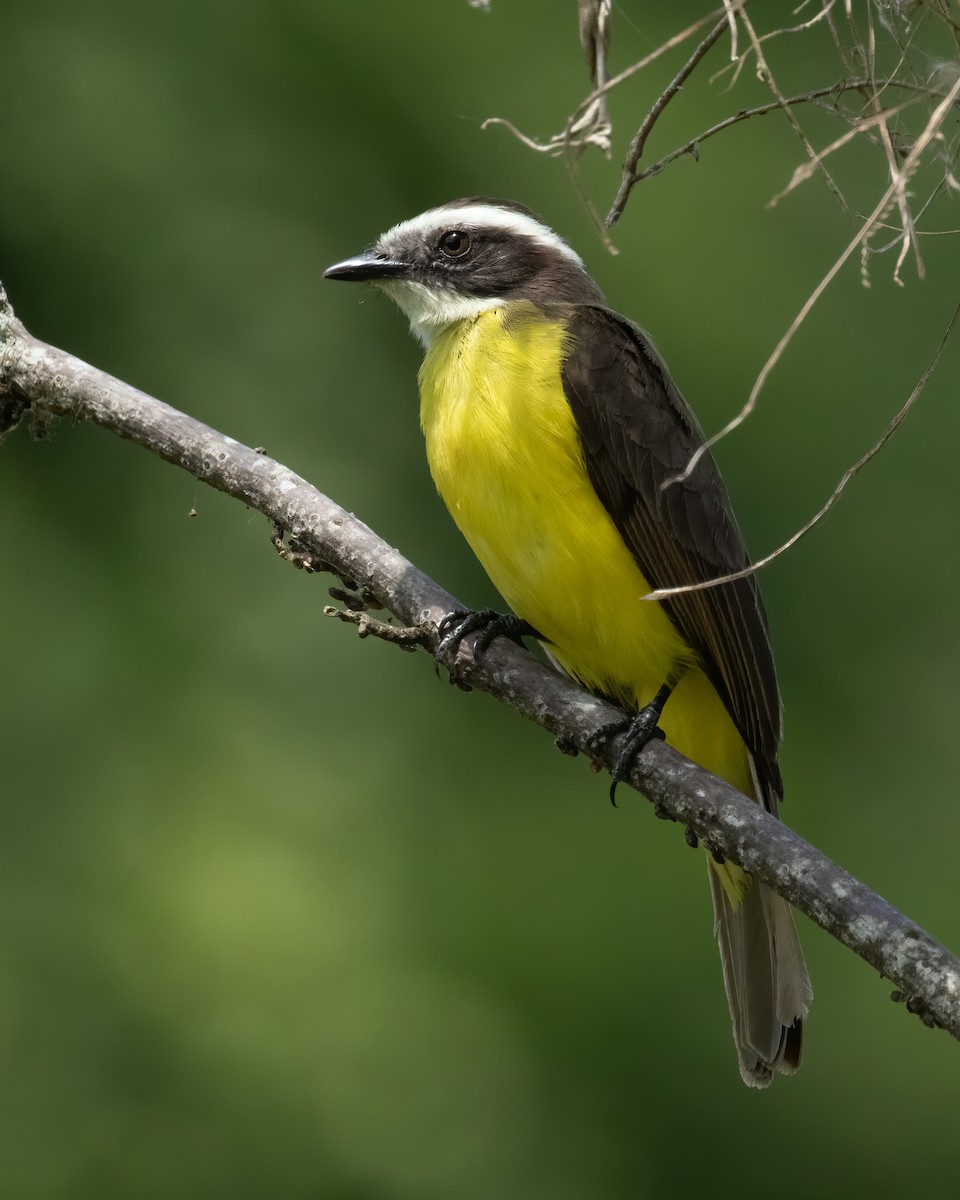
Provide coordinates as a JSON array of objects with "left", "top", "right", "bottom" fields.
[{"left": 323, "top": 252, "right": 410, "bottom": 282}]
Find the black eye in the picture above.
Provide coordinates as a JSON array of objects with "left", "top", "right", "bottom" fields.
[{"left": 439, "top": 229, "right": 471, "bottom": 258}]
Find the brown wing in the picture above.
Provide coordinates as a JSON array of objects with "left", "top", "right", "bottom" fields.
[{"left": 560, "top": 305, "right": 783, "bottom": 805}]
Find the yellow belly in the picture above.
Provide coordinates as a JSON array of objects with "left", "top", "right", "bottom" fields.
[{"left": 418, "top": 305, "right": 752, "bottom": 804}]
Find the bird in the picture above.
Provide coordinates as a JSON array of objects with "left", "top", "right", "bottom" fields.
[{"left": 324, "top": 197, "right": 812, "bottom": 1086}]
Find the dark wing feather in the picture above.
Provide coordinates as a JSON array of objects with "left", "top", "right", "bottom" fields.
[{"left": 560, "top": 306, "right": 783, "bottom": 805}]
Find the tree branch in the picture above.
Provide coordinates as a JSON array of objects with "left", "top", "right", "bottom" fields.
[{"left": 2, "top": 282, "right": 959, "bottom": 1043}]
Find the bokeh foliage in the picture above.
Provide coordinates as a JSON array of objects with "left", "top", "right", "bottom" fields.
[{"left": 2, "top": 3, "right": 960, "bottom": 1197}]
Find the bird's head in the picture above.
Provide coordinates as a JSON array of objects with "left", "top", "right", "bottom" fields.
[{"left": 324, "top": 197, "right": 605, "bottom": 344}]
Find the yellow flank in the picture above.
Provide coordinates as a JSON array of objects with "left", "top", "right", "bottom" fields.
[{"left": 419, "top": 304, "right": 752, "bottom": 903}]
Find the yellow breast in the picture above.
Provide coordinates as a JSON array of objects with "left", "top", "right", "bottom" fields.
[{"left": 417, "top": 304, "right": 694, "bottom": 708}]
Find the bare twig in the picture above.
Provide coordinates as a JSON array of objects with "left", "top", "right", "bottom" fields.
[
  {"left": 482, "top": 8, "right": 725, "bottom": 158},
  {"left": 621, "top": 78, "right": 940, "bottom": 188},
  {"left": 604, "top": 3, "right": 957, "bottom": 232},
  {"left": 767, "top": 95, "right": 920, "bottom": 206},
  {"left": 573, "top": 0, "right": 613, "bottom": 156},
  {"left": 2, "top": 282, "right": 960, "bottom": 1044},
  {"left": 646, "top": 296, "right": 960, "bottom": 601},
  {"left": 606, "top": 13, "right": 731, "bottom": 226},
  {"left": 666, "top": 69, "right": 960, "bottom": 488},
  {"left": 323, "top": 605, "right": 429, "bottom": 650},
  {"left": 721, "top": 0, "right": 740, "bottom": 60},
  {"left": 864, "top": 3, "right": 923, "bottom": 284},
  {"left": 712, "top": 0, "right": 840, "bottom": 82},
  {"left": 485, "top": 3, "right": 958, "bottom": 258},
  {"left": 735, "top": 5, "right": 852, "bottom": 217}
]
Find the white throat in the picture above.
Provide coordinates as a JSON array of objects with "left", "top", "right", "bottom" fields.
[{"left": 377, "top": 279, "right": 504, "bottom": 348}]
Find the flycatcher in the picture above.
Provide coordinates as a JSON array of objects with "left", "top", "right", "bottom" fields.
[{"left": 325, "top": 197, "right": 811, "bottom": 1086}]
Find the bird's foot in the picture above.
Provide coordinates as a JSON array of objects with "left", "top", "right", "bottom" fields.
[
  {"left": 434, "top": 608, "right": 536, "bottom": 676},
  {"left": 588, "top": 683, "right": 673, "bottom": 806}
]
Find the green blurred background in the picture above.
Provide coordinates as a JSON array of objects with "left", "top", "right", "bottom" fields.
[{"left": 2, "top": 3, "right": 959, "bottom": 1196}]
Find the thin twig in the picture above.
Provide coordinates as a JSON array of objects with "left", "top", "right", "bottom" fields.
[
  {"left": 767, "top": 95, "right": 922, "bottom": 207},
  {"left": 711, "top": 0, "right": 839, "bottom": 80},
  {"left": 666, "top": 69, "right": 960, "bottom": 488},
  {"left": 646, "top": 297, "right": 960, "bottom": 601},
  {"left": 606, "top": 13, "right": 731, "bottom": 226},
  {"left": 865, "top": 4, "right": 923, "bottom": 285},
  {"left": 626, "top": 79, "right": 939, "bottom": 187},
  {"left": 568, "top": 7, "right": 727, "bottom": 131},
  {"left": 483, "top": 8, "right": 725, "bottom": 159},
  {"left": 323, "top": 605, "right": 429, "bottom": 650},
  {"left": 736, "top": 5, "right": 852, "bottom": 218},
  {"left": 721, "top": 0, "right": 740, "bottom": 60}
]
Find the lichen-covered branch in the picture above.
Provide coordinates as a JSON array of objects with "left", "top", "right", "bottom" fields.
[{"left": 2, "top": 282, "right": 959, "bottom": 1042}]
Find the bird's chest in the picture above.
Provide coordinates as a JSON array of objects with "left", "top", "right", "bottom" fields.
[
  {"left": 418, "top": 311, "right": 583, "bottom": 597},
  {"left": 416, "top": 308, "right": 690, "bottom": 704}
]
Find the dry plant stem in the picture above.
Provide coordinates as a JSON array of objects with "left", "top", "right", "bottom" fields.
[
  {"left": 613, "top": 79, "right": 932, "bottom": 192},
  {"left": 482, "top": 8, "right": 728, "bottom": 160},
  {"left": 567, "top": 7, "right": 725, "bottom": 130},
  {"left": 606, "top": 13, "right": 730, "bottom": 226},
  {"left": 647, "top": 297, "right": 960, "bottom": 601},
  {"left": 669, "top": 69, "right": 960, "bottom": 488},
  {"left": 721, "top": 0, "right": 740, "bottom": 59},
  {"left": 323, "top": 606, "right": 429, "bottom": 649},
  {"left": 2, "top": 284, "right": 960, "bottom": 1040},
  {"left": 573, "top": 0, "right": 612, "bottom": 155},
  {"left": 732, "top": 6, "right": 851, "bottom": 216},
  {"left": 865, "top": 4, "right": 923, "bottom": 284},
  {"left": 768, "top": 96, "right": 922, "bottom": 207}
]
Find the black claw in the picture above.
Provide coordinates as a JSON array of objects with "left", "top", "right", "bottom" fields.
[
  {"left": 589, "top": 682, "right": 673, "bottom": 807},
  {"left": 435, "top": 608, "right": 535, "bottom": 670},
  {"left": 435, "top": 609, "right": 474, "bottom": 668},
  {"left": 475, "top": 613, "right": 536, "bottom": 656}
]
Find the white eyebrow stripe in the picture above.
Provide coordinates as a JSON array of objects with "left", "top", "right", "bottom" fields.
[{"left": 382, "top": 204, "right": 584, "bottom": 269}]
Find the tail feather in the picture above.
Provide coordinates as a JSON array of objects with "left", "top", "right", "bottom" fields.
[{"left": 708, "top": 863, "right": 812, "bottom": 1087}]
